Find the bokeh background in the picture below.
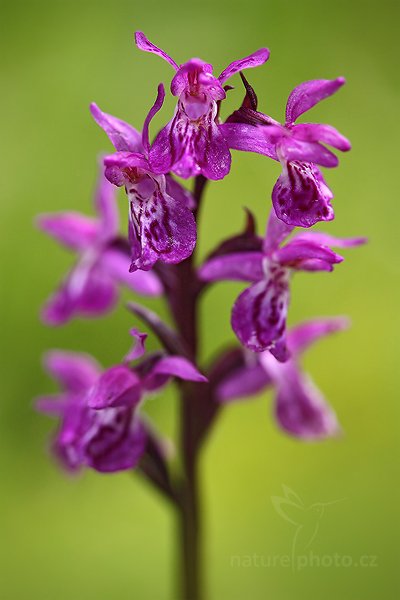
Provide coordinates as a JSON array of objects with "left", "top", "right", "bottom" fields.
[{"left": 1, "top": 0, "right": 399, "bottom": 598}]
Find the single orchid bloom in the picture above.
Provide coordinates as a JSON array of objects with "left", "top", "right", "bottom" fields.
[
  {"left": 199, "top": 210, "right": 365, "bottom": 360},
  {"left": 36, "top": 350, "right": 147, "bottom": 472},
  {"left": 134, "top": 31, "right": 270, "bottom": 180},
  {"left": 90, "top": 86, "right": 197, "bottom": 271},
  {"left": 216, "top": 317, "right": 347, "bottom": 440},
  {"left": 222, "top": 76, "right": 350, "bottom": 227},
  {"left": 37, "top": 166, "right": 162, "bottom": 325},
  {"left": 36, "top": 331, "right": 207, "bottom": 473}
]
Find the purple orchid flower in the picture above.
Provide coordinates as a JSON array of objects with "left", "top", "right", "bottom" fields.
[
  {"left": 221, "top": 76, "right": 350, "bottom": 227},
  {"left": 37, "top": 166, "right": 162, "bottom": 325},
  {"left": 216, "top": 317, "right": 347, "bottom": 440},
  {"left": 90, "top": 86, "right": 197, "bottom": 271},
  {"left": 134, "top": 31, "right": 270, "bottom": 180},
  {"left": 36, "top": 350, "right": 147, "bottom": 472},
  {"left": 36, "top": 330, "right": 207, "bottom": 473},
  {"left": 199, "top": 210, "right": 365, "bottom": 361}
]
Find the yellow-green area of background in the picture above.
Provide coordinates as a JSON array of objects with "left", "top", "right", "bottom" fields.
[{"left": 1, "top": 0, "right": 399, "bottom": 598}]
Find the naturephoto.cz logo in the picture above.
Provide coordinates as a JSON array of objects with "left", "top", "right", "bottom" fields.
[{"left": 230, "top": 485, "right": 378, "bottom": 571}]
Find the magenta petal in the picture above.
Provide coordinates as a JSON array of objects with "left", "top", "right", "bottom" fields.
[
  {"left": 144, "top": 355, "right": 207, "bottom": 391},
  {"left": 36, "top": 395, "right": 68, "bottom": 417},
  {"left": 218, "top": 47, "right": 270, "bottom": 84},
  {"left": 142, "top": 83, "right": 165, "bottom": 154},
  {"left": 103, "top": 152, "right": 149, "bottom": 186},
  {"left": 275, "top": 367, "right": 340, "bottom": 440},
  {"left": 280, "top": 137, "right": 339, "bottom": 168},
  {"left": 76, "top": 267, "right": 118, "bottom": 315},
  {"left": 134, "top": 31, "right": 178, "bottom": 70},
  {"left": 37, "top": 213, "right": 99, "bottom": 251},
  {"left": 41, "top": 283, "right": 77, "bottom": 325},
  {"left": 99, "top": 248, "right": 163, "bottom": 296},
  {"left": 200, "top": 122, "right": 231, "bottom": 180},
  {"left": 199, "top": 252, "right": 264, "bottom": 283},
  {"left": 292, "top": 123, "right": 351, "bottom": 152},
  {"left": 287, "top": 317, "right": 349, "bottom": 356},
  {"left": 290, "top": 259, "right": 334, "bottom": 272},
  {"left": 43, "top": 351, "right": 100, "bottom": 393},
  {"left": 128, "top": 215, "right": 143, "bottom": 269},
  {"left": 275, "top": 239, "right": 343, "bottom": 270},
  {"left": 292, "top": 231, "right": 367, "bottom": 249},
  {"left": 272, "top": 162, "right": 334, "bottom": 228},
  {"left": 103, "top": 151, "right": 150, "bottom": 189},
  {"left": 42, "top": 261, "right": 118, "bottom": 325},
  {"left": 170, "top": 59, "right": 222, "bottom": 98},
  {"left": 147, "top": 120, "right": 175, "bottom": 174},
  {"left": 231, "top": 275, "right": 290, "bottom": 359},
  {"left": 269, "top": 338, "right": 290, "bottom": 362},
  {"left": 53, "top": 435, "right": 84, "bottom": 472},
  {"left": 85, "top": 412, "right": 147, "bottom": 472},
  {"left": 165, "top": 175, "right": 195, "bottom": 210},
  {"left": 285, "top": 77, "right": 346, "bottom": 124},
  {"left": 263, "top": 210, "right": 294, "bottom": 254},
  {"left": 90, "top": 103, "right": 143, "bottom": 153},
  {"left": 216, "top": 361, "right": 272, "bottom": 403},
  {"left": 94, "top": 171, "right": 119, "bottom": 240},
  {"left": 87, "top": 365, "right": 142, "bottom": 409},
  {"left": 219, "top": 123, "right": 278, "bottom": 160},
  {"left": 152, "top": 356, "right": 207, "bottom": 382},
  {"left": 125, "top": 328, "right": 148, "bottom": 361}
]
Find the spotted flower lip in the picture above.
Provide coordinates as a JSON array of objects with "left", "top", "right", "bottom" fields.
[
  {"left": 90, "top": 85, "right": 197, "bottom": 271},
  {"left": 271, "top": 161, "right": 335, "bottom": 228},
  {"left": 199, "top": 210, "right": 365, "bottom": 360},
  {"left": 36, "top": 331, "right": 207, "bottom": 473},
  {"left": 134, "top": 31, "right": 270, "bottom": 180},
  {"left": 37, "top": 166, "right": 162, "bottom": 325},
  {"left": 216, "top": 317, "right": 347, "bottom": 440},
  {"left": 221, "top": 75, "right": 350, "bottom": 227}
]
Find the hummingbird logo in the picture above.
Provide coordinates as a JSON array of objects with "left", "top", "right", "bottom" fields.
[{"left": 271, "top": 485, "right": 343, "bottom": 570}]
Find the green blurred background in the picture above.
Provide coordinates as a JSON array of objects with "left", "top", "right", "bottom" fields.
[{"left": 1, "top": 0, "right": 399, "bottom": 598}]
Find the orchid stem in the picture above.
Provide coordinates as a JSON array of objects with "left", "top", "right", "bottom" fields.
[{"left": 172, "top": 175, "right": 207, "bottom": 600}]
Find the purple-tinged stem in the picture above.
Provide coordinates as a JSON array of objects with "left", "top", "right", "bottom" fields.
[{"left": 172, "top": 175, "right": 207, "bottom": 600}]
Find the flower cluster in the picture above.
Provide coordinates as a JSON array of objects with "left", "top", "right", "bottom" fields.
[{"left": 37, "top": 31, "right": 364, "bottom": 474}]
